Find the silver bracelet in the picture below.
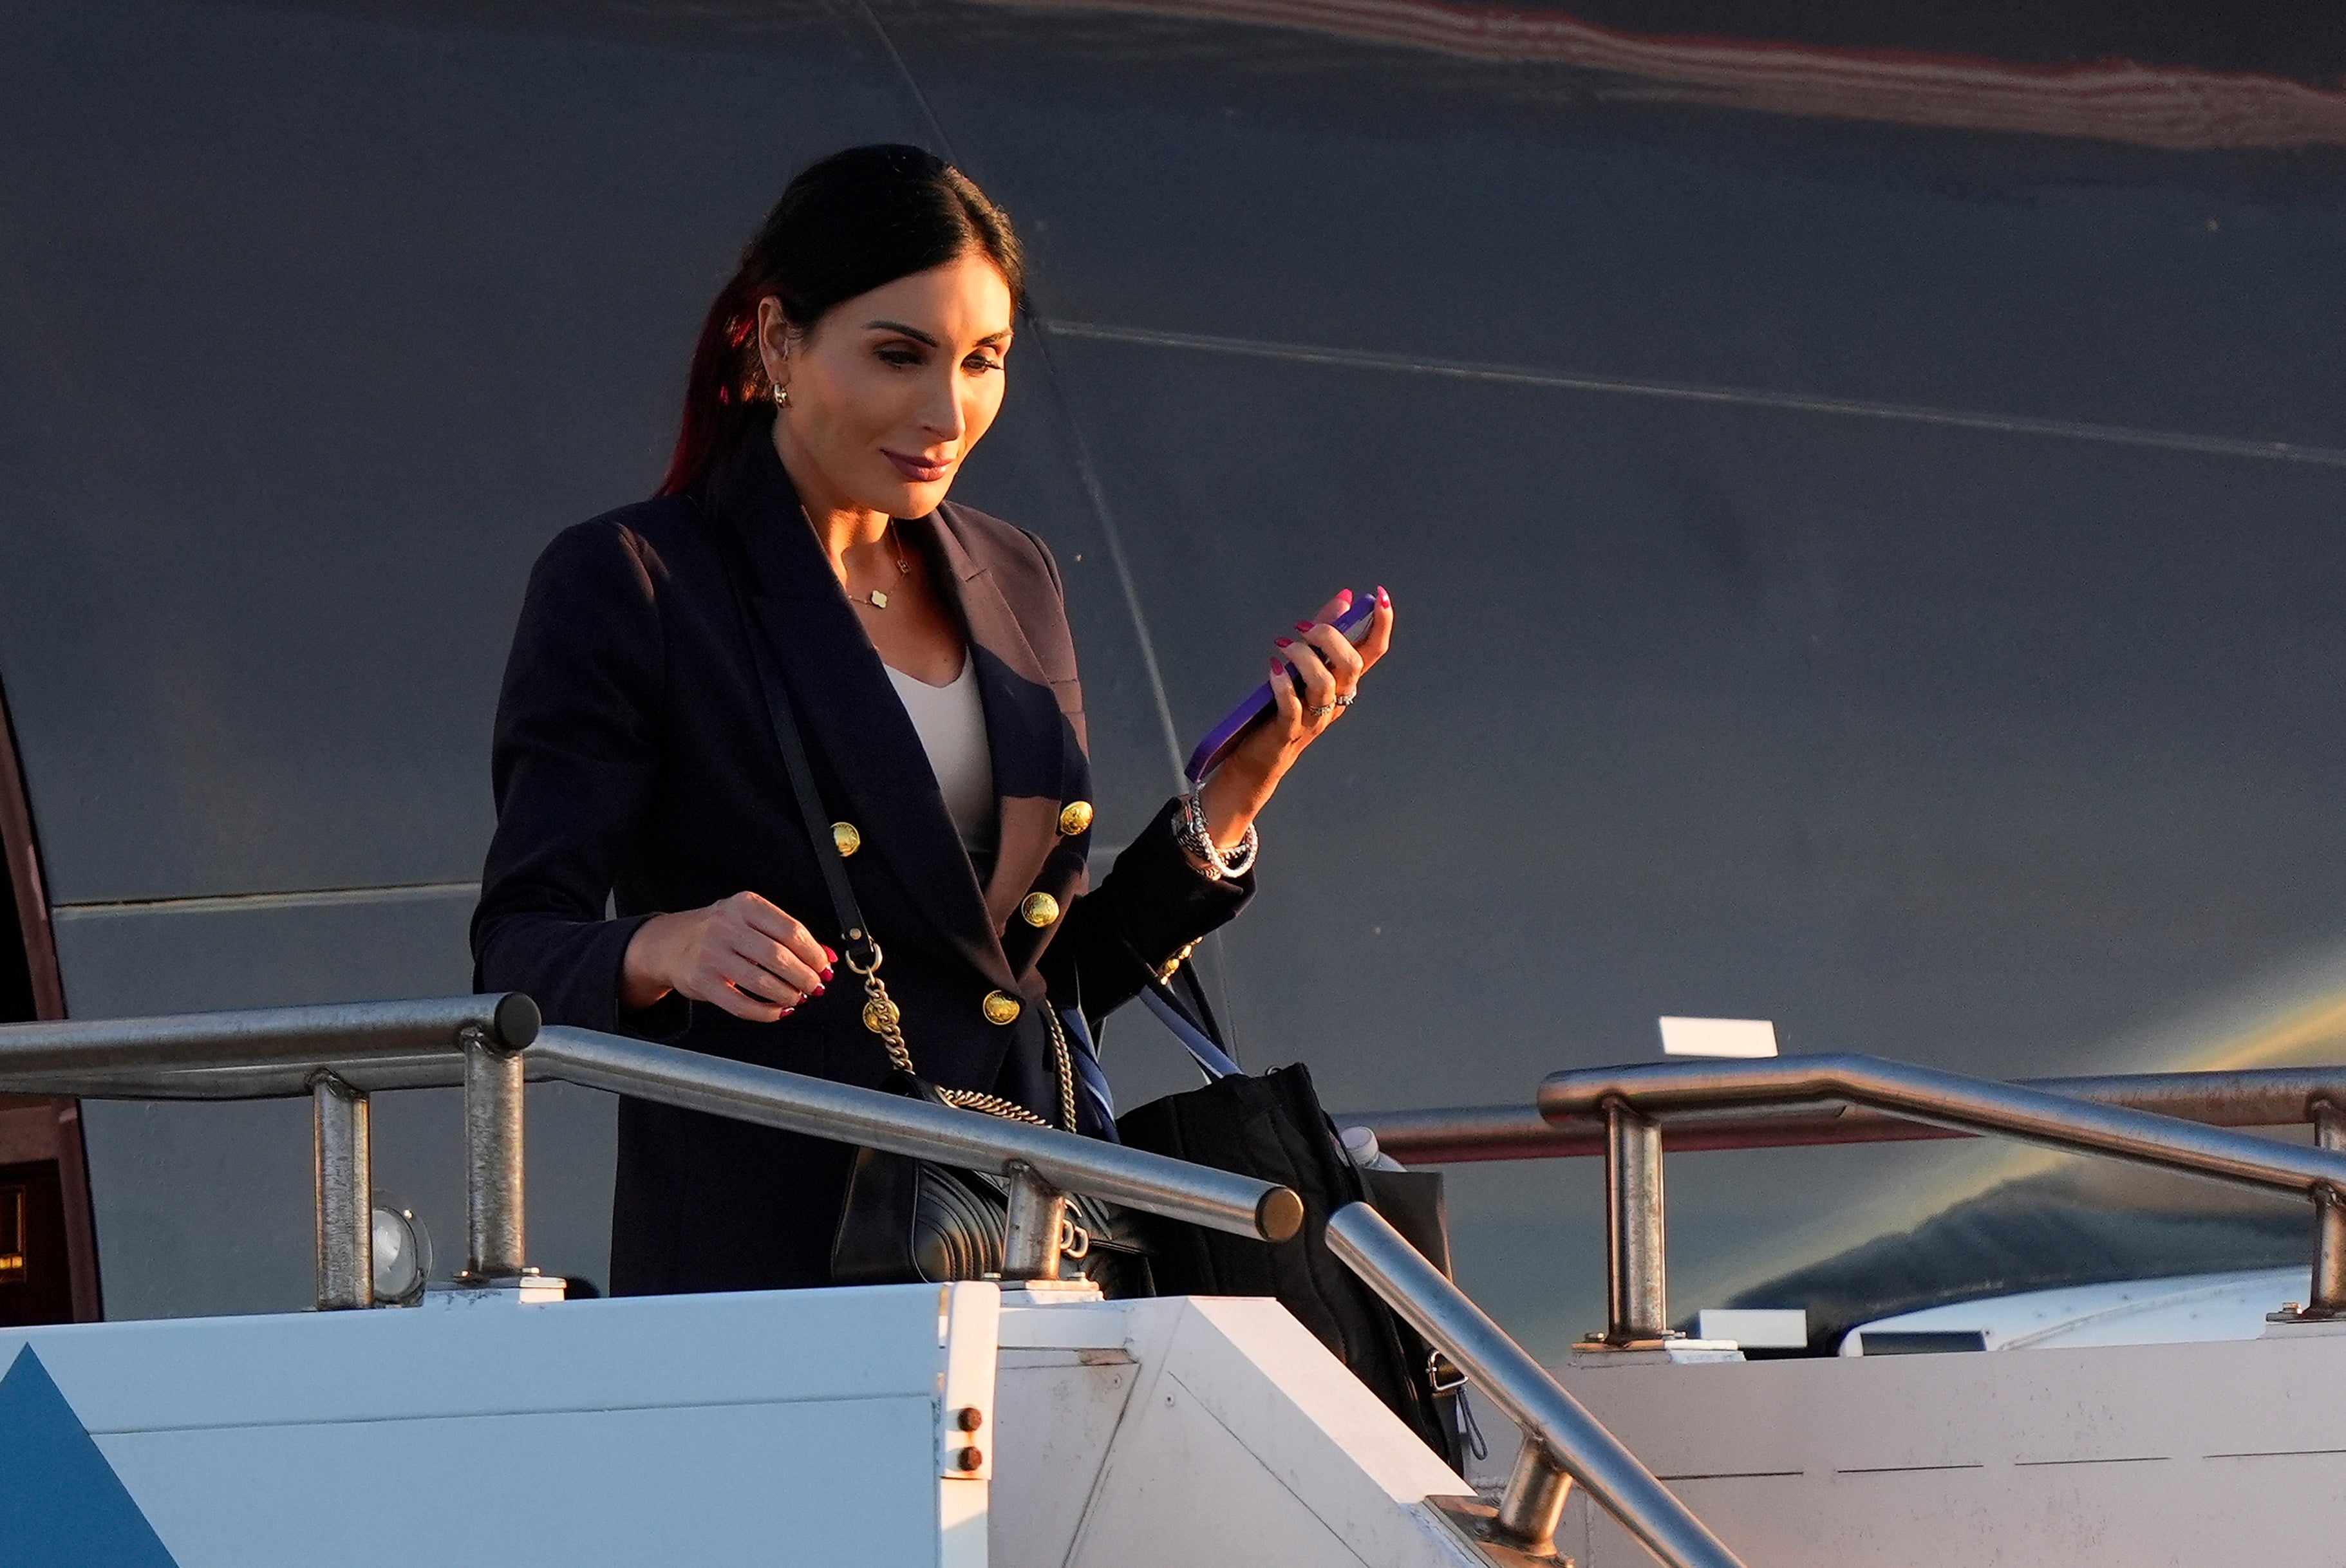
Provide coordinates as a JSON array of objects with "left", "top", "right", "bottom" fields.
[{"left": 1178, "top": 790, "right": 1258, "bottom": 881}]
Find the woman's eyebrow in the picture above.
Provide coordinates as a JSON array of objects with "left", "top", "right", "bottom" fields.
[{"left": 866, "top": 320, "right": 1013, "bottom": 350}]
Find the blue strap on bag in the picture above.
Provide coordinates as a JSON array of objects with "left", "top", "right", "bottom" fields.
[{"left": 1138, "top": 986, "right": 1243, "bottom": 1081}]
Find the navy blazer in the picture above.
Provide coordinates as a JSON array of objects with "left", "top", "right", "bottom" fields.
[{"left": 472, "top": 429, "right": 1250, "bottom": 1294}]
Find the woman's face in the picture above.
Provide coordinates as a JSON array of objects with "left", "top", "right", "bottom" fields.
[{"left": 760, "top": 250, "right": 1014, "bottom": 519}]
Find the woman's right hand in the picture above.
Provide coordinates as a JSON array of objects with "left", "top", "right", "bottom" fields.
[{"left": 619, "top": 891, "right": 836, "bottom": 1022}]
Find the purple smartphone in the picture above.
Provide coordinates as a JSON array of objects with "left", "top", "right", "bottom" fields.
[{"left": 1184, "top": 593, "right": 1378, "bottom": 783}]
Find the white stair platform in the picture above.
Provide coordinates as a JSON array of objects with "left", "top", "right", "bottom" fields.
[
  {"left": 995, "top": 1293, "right": 1477, "bottom": 1566},
  {"left": 1553, "top": 1321, "right": 2346, "bottom": 1567},
  {"left": 0, "top": 1285, "right": 1481, "bottom": 1567}
]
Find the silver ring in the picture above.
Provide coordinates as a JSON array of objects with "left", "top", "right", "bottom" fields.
[
  {"left": 1334, "top": 692, "right": 1356, "bottom": 707},
  {"left": 1308, "top": 702, "right": 1336, "bottom": 720}
]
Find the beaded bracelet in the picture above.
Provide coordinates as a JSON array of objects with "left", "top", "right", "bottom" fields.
[{"left": 1178, "top": 790, "right": 1259, "bottom": 881}]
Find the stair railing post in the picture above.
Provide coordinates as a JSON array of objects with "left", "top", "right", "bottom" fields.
[
  {"left": 1604, "top": 1099, "right": 1671, "bottom": 1345},
  {"left": 312, "top": 1072, "right": 372, "bottom": 1310},
  {"left": 1492, "top": 1440, "right": 1575, "bottom": 1556},
  {"left": 1000, "top": 1161, "right": 1066, "bottom": 1282},
  {"left": 462, "top": 1022, "right": 528, "bottom": 1283},
  {"left": 2312, "top": 1099, "right": 2346, "bottom": 1318}
]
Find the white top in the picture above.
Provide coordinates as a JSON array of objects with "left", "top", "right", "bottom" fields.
[{"left": 885, "top": 654, "right": 996, "bottom": 852}]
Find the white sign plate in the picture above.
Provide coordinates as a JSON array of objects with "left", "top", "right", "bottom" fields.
[{"left": 1658, "top": 1016, "right": 1779, "bottom": 1058}]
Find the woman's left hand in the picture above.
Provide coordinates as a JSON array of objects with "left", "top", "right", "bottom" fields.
[{"left": 1195, "top": 585, "right": 1395, "bottom": 855}]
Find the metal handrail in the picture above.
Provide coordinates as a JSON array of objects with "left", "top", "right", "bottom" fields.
[
  {"left": 530, "top": 1026, "right": 1303, "bottom": 1244},
  {"left": 1351, "top": 1065, "right": 2346, "bottom": 1164},
  {"left": 0, "top": 993, "right": 542, "bottom": 1097},
  {"left": 0, "top": 997, "right": 1302, "bottom": 1303},
  {"left": 1539, "top": 1054, "right": 2346, "bottom": 1196},
  {"left": 1327, "top": 1204, "right": 1747, "bottom": 1568},
  {"left": 0, "top": 995, "right": 545, "bottom": 1305},
  {"left": 1534, "top": 1052, "right": 2346, "bottom": 1342}
]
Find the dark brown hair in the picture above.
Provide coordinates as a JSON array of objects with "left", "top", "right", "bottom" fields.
[{"left": 657, "top": 144, "right": 1025, "bottom": 496}]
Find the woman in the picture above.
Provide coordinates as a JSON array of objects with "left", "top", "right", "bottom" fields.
[{"left": 471, "top": 144, "right": 1394, "bottom": 1295}]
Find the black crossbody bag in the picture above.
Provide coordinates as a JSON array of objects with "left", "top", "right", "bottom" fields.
[{"left": 715, "top": 543, "right": 1146, "bottom": 1294}]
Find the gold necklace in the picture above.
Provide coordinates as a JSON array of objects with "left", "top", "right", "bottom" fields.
[{"left": 854, "top": 521, "right": 914, "bottom": 610}]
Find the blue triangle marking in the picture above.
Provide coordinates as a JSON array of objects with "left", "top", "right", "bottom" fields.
[{"left": 0, "top": 1345, "right": 179, "bottom": 1567}]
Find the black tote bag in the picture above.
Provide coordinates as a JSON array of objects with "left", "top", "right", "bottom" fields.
[{"left": 1115, "top": 973, "right": 1468, "bottom": 1470}]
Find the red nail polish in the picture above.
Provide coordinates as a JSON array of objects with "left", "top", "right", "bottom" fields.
[
  {"left": 1270, "top": 660, "right": 1284, "bottom": 676},
  {"left": 1336, "top": 588, "right": 1354, "bottom": 606},
  {"left": 780, "top": 1006, "right": 796, "bottom": 1018},
  {"left": 1376, "top": 584, "right": 1390, "bottom": 605},
  {"left": 1295, "top": 621, "right": 1315, "bottom": 633},
  {"left": 1274, "top": 637, "right": 1293, "bottom": 648},
  {"left": 823, "top": 945, "right": 837, "bottom": 962},
  {"left": 820, "top": 967, "right": 834, "bottom": 982},
  {"left": 812, "top": 985, "right": 825, "bottom": 997}
]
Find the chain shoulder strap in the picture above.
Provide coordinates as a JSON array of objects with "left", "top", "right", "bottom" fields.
[{"left": 845, "top": 937, "right": 1075, "bottom": 1131}]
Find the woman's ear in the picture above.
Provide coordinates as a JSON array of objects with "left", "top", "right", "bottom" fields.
[{"left": 755, "top": 296, "right": 794, "bottom": 393}]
